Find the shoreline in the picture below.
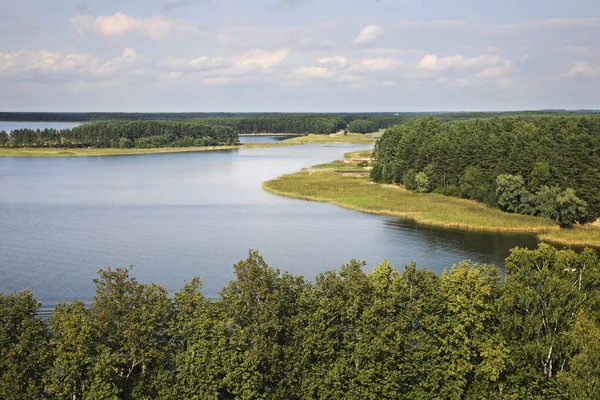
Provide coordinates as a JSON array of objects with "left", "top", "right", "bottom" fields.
[
  {"left": 262, "top": 155, "right": 600, "bottom": 247},
  {"left": 262, "top": 173, "right": 558, "bottom": 234},
  {"left": 0, "top": 133, "right": 378, "bottom": 157}
]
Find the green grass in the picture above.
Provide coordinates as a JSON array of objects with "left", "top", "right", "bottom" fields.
[
  {"left": 344, "top": 149, "right": 373, "bottom": 160},
  {"left": 282, "top": 133, "right": 377, "bottom": 145},
  {"left": 263, "top": 170, "right": 558, "bottom": 233},
  {"left": 539, "top": 228, "right": 600, "bottom": 248}
]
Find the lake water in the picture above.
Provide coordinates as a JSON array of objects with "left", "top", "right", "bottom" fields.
[
  {"left": 0, "top": 143, "right": 539, "bottom": 310},
  {"left": 0, "top": 122, "right": 82, "bottom": 132}
]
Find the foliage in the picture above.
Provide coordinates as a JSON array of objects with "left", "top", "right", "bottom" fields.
[
  {"left": 0, "top": 291, "right": 48, "bottom": 400},
  {"left": 371, "top": 116, "right": 600, "bottom": 222},
  {"left": 3, "top": 245, "right": 600, "bottom": 398},
  {"left": 2, "top": 245, "right": 600, "bottom": 398},
  {"left": 415, "top": 171, "right": 431, "bottom": 193},
  {"left": 347, "top": 119, "right": 379, "bottom": 134},
  {"left": 2, "top": 121, "right": 239, "bottom": 149},
  {"left": 496, "top": 174, "right": 528, "bottom": 213}
]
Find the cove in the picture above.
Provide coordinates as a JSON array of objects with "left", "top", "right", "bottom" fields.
[{"left": 0, "top": 143, "right": 538, "bottom": 311}]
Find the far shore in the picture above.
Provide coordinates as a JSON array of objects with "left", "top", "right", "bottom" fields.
[{"left": 0, "top": 132, "right": 378, "bottom": 157}]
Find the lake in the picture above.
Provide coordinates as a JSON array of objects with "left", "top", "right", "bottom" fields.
[{"left": 0, "top": 142, "right": 539, "bottom": 311}]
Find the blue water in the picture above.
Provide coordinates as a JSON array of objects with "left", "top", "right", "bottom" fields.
[
  {"left": 0, "top": 144, "right": 538, "bottom": 309},
  {"left": 0, "top": 122, "right": 81, "bottom": 132}
]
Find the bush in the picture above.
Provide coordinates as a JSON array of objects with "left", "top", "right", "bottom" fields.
[
  {"left": 496, "top": 174, "right": 527, "bottom": 213},
  {"left": 415, "top": 172, "right": 431, "bottom": 193},
  {"left": 403, "top": 169, "right": 417, "bottom": 190}
]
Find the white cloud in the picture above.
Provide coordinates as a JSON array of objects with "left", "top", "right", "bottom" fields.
[
  {"left": 71, "top": 12, "right": 174, "bottom": 41},
  {"left": 352, "top": 58, "right": 401, "bottom": 72},
  {"left": 354, "top": 25, "right": 384, "bottom": 45},
  {"left": 568, "top": 63, "right": 600, "bottom": 76},
  {"left": 0, "top": 48, "right": 146, "bottom": 83},
  {"left": 0, "top": 50, "right": 92, "bottom": 76},
  {"left": 236, "top": 49, "right": 289, "bottom": 68},
  {"left": 318, "top": 56, "right": 348, "bottom": 69},
  {"left": 475, "top": 63, "right": 512, "bottom": 78},
  {"left": 419, "top": 54, "right": 511, "bottom": 76},
  {"left": 292, "top": 66, "right": 334, "bottom": 79}
]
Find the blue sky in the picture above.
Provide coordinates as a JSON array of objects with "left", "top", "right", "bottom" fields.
[{"left": 0, "top": 0, "right": 599, "bottom": 112}]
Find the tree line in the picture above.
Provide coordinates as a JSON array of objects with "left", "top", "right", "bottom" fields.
[
  {"left": 0, "top": 121, "right": 239, "bottom": 149},
  {"left": 1, "top": 244, "right": 600, "bottom": 399},
  {"left": 371, "top": 116, "right": 600, "bottom": 226}
]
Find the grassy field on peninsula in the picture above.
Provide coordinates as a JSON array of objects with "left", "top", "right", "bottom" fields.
[
  {"left": 263, "top": 152, "right": 600, "bottom": 246},
  {"left": 263, "top": 169, "right": 557, "bottom": 233}
]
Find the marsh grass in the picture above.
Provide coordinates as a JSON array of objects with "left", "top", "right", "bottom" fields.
[
  {"left": 539, "top": 228, "right": 600, "bottom": 248},
  {"left": 263, "top": 170, "right": 558, "bottom": 233},
  {"left": 344, "top": 149, "right": 374, "bottom": 159}
]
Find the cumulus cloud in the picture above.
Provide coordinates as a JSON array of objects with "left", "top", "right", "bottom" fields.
[
  {"left": 317, "top": 56, "right": 348, "bottom": 69},
  {"left": 354, "top": 25, "right": 384, "bottom": 45},
  {"left": 418, "top": 54, "right": 512, "bottom": 77},
  {"left": 71, "top": 12, "right": 174, "bottom": 41},
  {"left": 291, "top": 66, "right": 334, "bottom": 79},
  {"left": 352, "top": 58, "right": 402, "bottom": 72},
  {"left": 568, "top": 63, "right": 600, "bottom": 76},
  {"left": 0, "top": 48, "right": 144, "bottom": 83},
  {"left": 0, "top": 50, "right": 93, "bottom": 77},
  {"left": 236, "top": 49, "right": 290, "bottom": 68}
]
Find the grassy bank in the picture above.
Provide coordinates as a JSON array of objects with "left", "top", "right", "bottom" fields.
[
  {"left": 539, "top": 228, "right": 600, "bottom": 248},
  {"left": 263, "top": 169, "right": 557, "bottom": 233},
  {"left": 264, "top": 153, "right": 600, "bottom": 246},
  {"left": 282, "top": 132, "right": 379, "bottom": 145},
  {"left": 0, "top": 146, "right": 245, "bottom": 157}
]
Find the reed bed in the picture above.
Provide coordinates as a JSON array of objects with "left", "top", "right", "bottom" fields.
[{"left": 263, "top": 170, "right": 558, "bottom": 233}]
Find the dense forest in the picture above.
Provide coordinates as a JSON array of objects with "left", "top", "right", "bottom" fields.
[
  {"left": 1, "top": 244, "right": 600, "bottom": 399},
  {"left": 3, "top": 111, "right": 598, "bottom": 135},
  {"left": 0, "top": 121, "right": 239, "bottom": 149},
  {"left": 371, "top": 116, "right": 600, "bottom": 226}
]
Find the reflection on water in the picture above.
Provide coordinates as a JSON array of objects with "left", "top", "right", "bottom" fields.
[
  {"left": 382, "top": 219, "right": 540, "bottom": 269},
  {"left": 0, "top": 143, "right": 546, "bottom": 310}
]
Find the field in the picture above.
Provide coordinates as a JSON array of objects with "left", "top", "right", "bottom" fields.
[
  {"left": 539, "top": 227, "right": 600, "bottom": 248},
  {"left": 281, "top": 132, "right": 380, "bottom": 145},
  {"left": 263, "top": 169, "right": 557, "bottom": 233}
]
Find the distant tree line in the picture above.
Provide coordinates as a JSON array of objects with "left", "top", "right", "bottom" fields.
[
  {"left": 371, "top": 116, "right": 600, "bottom": 226},
  {"left": 2, "top": 244, "right": 600, "bottom": 399},
  {"left": 188, "top": 116, "right": 347, "bottom": 134},
  {"left": 0, "top": 121, "right": 239, "bottom": 149}
]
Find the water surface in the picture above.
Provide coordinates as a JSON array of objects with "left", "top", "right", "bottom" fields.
[
  {"left": 0, "top": 122, "right": 81, "bottom": 132},
  {"left": 0, "top": 145, "right": 539, "bottom": 309}
]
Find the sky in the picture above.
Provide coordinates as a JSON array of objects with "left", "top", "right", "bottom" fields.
[{"left": 0, "top": 0, "right": 599, "bottom": 112}]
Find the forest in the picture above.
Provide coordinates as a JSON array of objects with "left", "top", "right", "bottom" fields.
[
  {"left": 1, "top": 244, "right": 600, "bottom": 399},
  {"left": 0, "top": 121, "right": 239, "bottom": 149},
  {"left": 371, "top": 116, "right": 600, "bottom": 226}
]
